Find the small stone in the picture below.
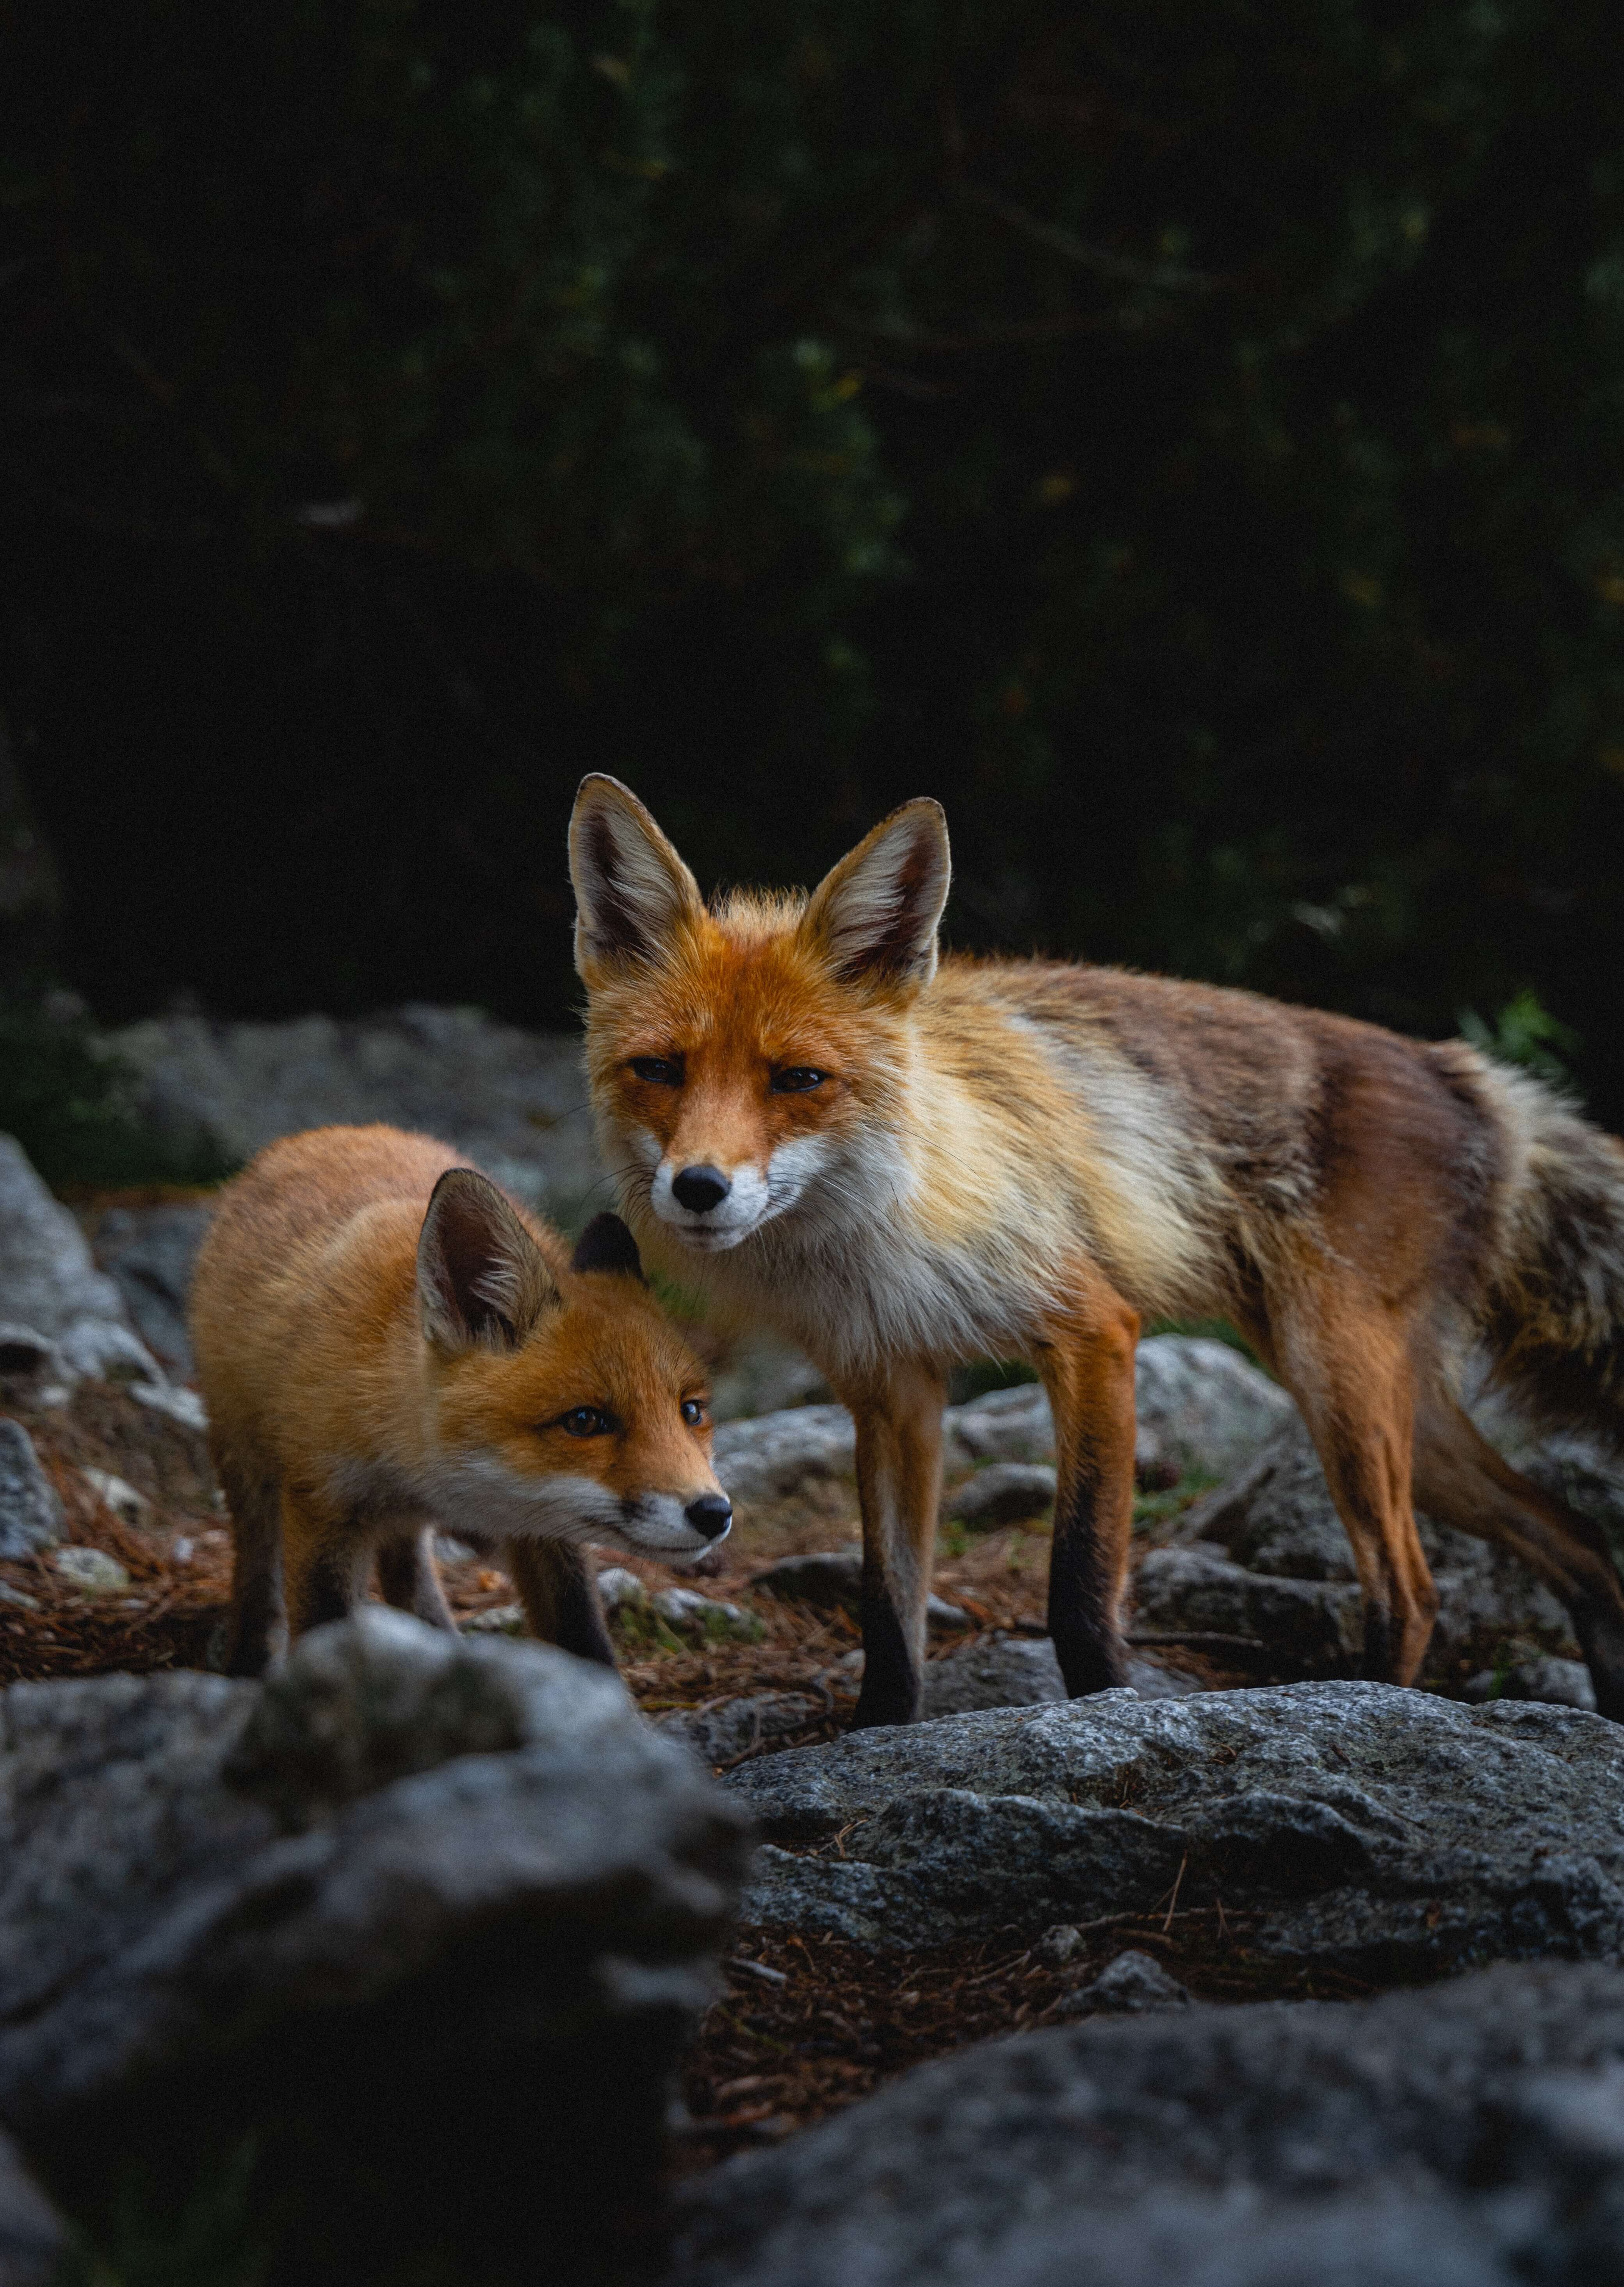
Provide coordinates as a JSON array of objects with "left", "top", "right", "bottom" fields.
[
  {"left": 131, "top": 1381, "right": 208, "bottom": 1432},
  {"left": 0, "top": 1418, "right": 62, "bottom": 1560},
  {"left": 52, "top": 1546, "right": 130, "bottom": 1595},
  {"left": 1060, "top": 1949, "right": 1189, "bottom": 2016},
  {"left": 652, "top": 1587, "right": 762, "bottom": 1642},
  {"left": 81, "top": 1469, "right": 149, "bottom": 1525},
  {"left": 944, "top": 1462, "right": 1057, "bottom": 1528},
  {"left": 1036, "top": 1923, "right": 1083, "bottom": 1965},
  {"left": 461, "top": 1601, "right": 525, "bottom": 1635},
  {"left": 597, "top": 1566, "right": 649, "bottom": 1615},
  {"left": 434, "top": 1534, "right": 477, "bottom": 1566},
  {"left": 751, "top": 1548, "right": 864, "bottom": 1610},
  {"left": 1462, "top": 1657, "right": 1597, "bottom": 1713}
]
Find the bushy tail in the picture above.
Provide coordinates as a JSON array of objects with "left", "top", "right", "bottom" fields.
[{"left": 1474, "top": 1058, "right": 1624, "bottom": 1451}]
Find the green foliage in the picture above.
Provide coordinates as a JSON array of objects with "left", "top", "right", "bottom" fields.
[
  {"left": 55, "top": 2139, "right": 269, "bottom": 2287},
  {"left": 5, "top": 0, "right": 1624, "bottom": 1120},
  {"left": 1460, "top": 988, "right": 1581, "bottom": 1091},
  {"left": 0, "top": 1001, "right": 234, "bottom": 1190}
]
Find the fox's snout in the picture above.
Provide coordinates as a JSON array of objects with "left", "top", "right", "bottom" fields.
[
  {"left": 684, "top": 1489, "right": 733, "bottom": 1540},
  {"left": 671, "top": 1164, "right": 731, "bottom": 1214}
]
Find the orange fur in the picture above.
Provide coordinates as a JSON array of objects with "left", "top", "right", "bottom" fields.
[
  {"left": 571, "top": 777, "right": 1624, "bottom": 1726},
  {"left": 190, "top": 1123, "right": 725, "bottom": 1674}
]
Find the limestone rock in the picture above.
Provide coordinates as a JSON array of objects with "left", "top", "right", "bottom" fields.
[
  {"left": 1129, "top": 1336, "right": 1295, "bottom": 1484},
  {"left": 668, "top": 1962, "right": 1624, "bottom": 2287},
  {"left": 652, "top": 1587, "right": 761, "bottom": 1642},
  {"left": 88, "top": 1200, "right": 214, "bottom": 1377},
  {"left": 110, "top": 1005, "right": 600, "bottom": 1220},
  {"left": 1058, "top": 1948, "right": 1190, "bottom": 2016},
  {"left": 714, "top": 1409, "right": 856, "bottom": 1507},
  {"left": 721, "top": 1680, "right": 1624, "bottom": 1967},
  {"left": 0, "top": 1136, "right": 162, "bottom": 1389},
  {"left": 0, "top": 1613, "right": 750, "bottom": 2285},
  {"left": 944, "top": 1463, "right": 1057, "bottom": 1528},
  {"left": 0, "top": 1420, "right": 61, "bottom": 1560},
  {"left": 50, "top": 1547, "right": 129, "bottom": 1595},
  {"left": 1151, "top": 1414, "right": 1581, "bottom": 1676},
  {"left": 711, "top": 1339, "right": 1291, "bottom": 1512},
  {"left": 749, "top": 1548, "right": 965, "bottom": 1632},
  {"left": 657, "top": 1693, "right": 827, "bottom": 1768}
]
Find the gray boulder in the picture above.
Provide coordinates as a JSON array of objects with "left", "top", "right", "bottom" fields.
[
  {"left": 0, "top": 1136, "right": 162, "bottom": 1389},
  {"left": 668, "top": 1962, "right": 1624, "bottom": 2287},
  {"left": 88, "top": 1200, "right": 215, "bottom": 1377},
  {"left": 111, "top": 1005, "right": 601, "bottom": 1219},
  {"left": 1130, "top": 1336, "right": 1295, "bottom": 1483},
  {"left": 749, "top": 1548, "right": 967, "bottom": 1633},
  {"left": 1142, "top": 1414, "right": 1580, "bottom": 1676},
  {"left": 658, "top": 1693, "right": 828, "bottom": 1768},
  {"left": 944, "top": 1463, "right": 1057, "bottom": 1528},
  {"left": 714, "top": 1407, "right": 856, "bottom": 1507},
  {"left": 0, "top": 1421, "right": 61, "bottom": 1560},
  {"left": 0, "top": 1612, "right": 750, "bottom": 2284},
  {"left": 716, "top": 1338, "right": 1292, "bottom": 1511},
  {"left": 721, "top": 1680, "right": 1624, "bottom": 1966},
  {"left": 921, "top": 1635, "right": 1198, "bottom": 1717}
]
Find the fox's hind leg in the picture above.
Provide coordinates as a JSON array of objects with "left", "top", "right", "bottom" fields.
[
  {"left": 1035, "top": 1277, "right": 1139, "bottom": 1698},
  {"left": 1412, "top": 1391, "right": 1624, "bottom": 1719},
  {"left": 504, "top": 1540, "right": 616, "bottom": 1667},
  {"left": 1277, "top": 1296, "right": 1439, "bottom": 1683},
  {"left": 376, "top": 1527, "right": 458, "bottom": 1632},
  {"left": 221, "top": 1465, "right": 287, "bottom": 1677},
  {"left": 843, "top": 1357, "right": 950, "bottom": 1727}
]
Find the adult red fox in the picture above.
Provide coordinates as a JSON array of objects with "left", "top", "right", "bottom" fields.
[
  {"left": 190, "top": 1123, "right": 730, "bottom": 1675},
  {"left": 570, "top": 773, "right": 1624, "bottom": 1727}
]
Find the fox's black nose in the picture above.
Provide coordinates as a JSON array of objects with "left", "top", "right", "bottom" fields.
[
  {"left": 685, "top": 1492, "right": 733, "bottom": 1541},
  {"left": 672, "top": 1164, "right": 730, "bottom": 1214}
]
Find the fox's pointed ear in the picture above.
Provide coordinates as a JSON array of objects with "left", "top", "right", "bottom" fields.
[
  {"left": 569, "top": 775, "right": 703, "bottom": 979},
  {"left": 798, "top": 798, "right": 951, "bottom": 994},
  {"left": 570, "top": 1213, "right": 646, "bottom": 1282},
  {"left": 418, "top": 1170, "right": 561, "bottom": 1354}
]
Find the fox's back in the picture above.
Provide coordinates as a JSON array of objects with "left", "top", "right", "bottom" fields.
[{"left": 191, "top": 1126, "right": 569, "bottom": 1417}]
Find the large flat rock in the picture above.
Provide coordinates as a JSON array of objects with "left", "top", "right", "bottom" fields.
[
  {"left": 0, "top": 1613, "right": 750, "bottom": 2283},
  {"left": 721, "top": 1680, "right": 1624, "bottom": 1968},
  {"left": 668, "top": 1961, "right": 1624, "bottom": 2287}
]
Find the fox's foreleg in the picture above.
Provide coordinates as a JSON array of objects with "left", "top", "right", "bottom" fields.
[
  {"left": 1035, "top": 1279, "right": 1140, "bottom": 1697},
  {"left": 280, "top": 1486, "right": 371, "bottom": 1642},
  {"left": 504, "top": 1538, "right": 618, "bottom": 1668},
  {"left": 844, "top": 1358, "right": 950, "bottom": 1728},
  {"left": 376, "top": 1526, "right": 459, "bottom": 1633},
  {"left": 221, "top": 1465, "right": 288, "bottom": 1678}
]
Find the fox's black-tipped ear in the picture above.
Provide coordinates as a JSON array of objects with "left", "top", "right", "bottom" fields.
[
  {"left": 570, "top": 1213, "right": 646, "bottom": 1281},
  {"left": 569, "top": 775, "right": 704, "bottom": 980},
  {"left": 798, "top": 798, "right": 951, "bottom": 995},
  {"left": 418, "top": 1170, "right": 561, "bottom": 1354}
]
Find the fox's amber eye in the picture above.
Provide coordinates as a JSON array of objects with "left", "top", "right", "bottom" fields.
[
  {"left": 558, "top": 1406, "right": 613, "bottom": 1438},
  {"left": 770, "top": 1066, "right": 828, "bottom": 1094},
  {"left": 629, "top": 1055, "right": 683, "bottom": 1087},
  {"left": 681, "top": 1397, "right": 708, "bottom": 1428}
]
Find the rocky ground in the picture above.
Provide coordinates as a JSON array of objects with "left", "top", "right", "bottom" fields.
[{"left": 7, "top": 1008, "right": 1624, "bottom": 2283}]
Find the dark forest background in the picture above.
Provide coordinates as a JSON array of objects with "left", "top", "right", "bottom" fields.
[{"left": 5, "top": 0, "right": 1624, "bottom": 1117}]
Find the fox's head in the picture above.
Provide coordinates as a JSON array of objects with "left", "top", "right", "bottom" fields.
[
  {"left": 416, "top": 1170, "right": 729, "bottom": 1559},
  {"left": 569, "top": 775, "right": 951, "bottom": 1255}
]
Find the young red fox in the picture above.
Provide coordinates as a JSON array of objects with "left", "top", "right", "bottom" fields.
[
  {"left": 570, "top": 773, "right": 1624, "bottom": 1728},
  {"left": 190, "top": 1123, "right": 730, "bottom": 1676}
]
